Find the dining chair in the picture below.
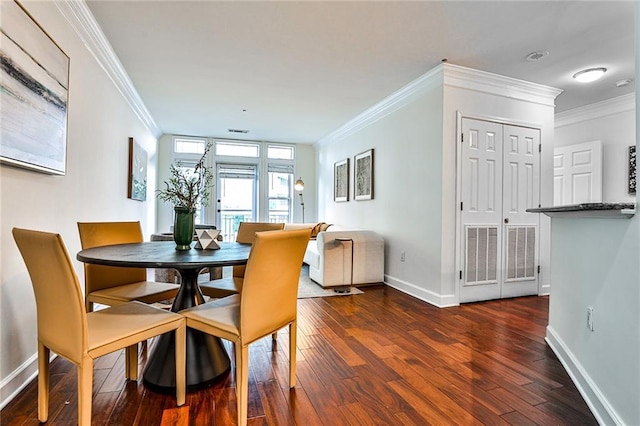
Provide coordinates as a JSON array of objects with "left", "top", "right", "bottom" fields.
[
  {"left": 198, "top": 221, "right": 285, "bottom": 299},
  {"left": 12, "top": 228, "right": 186, "bottom": 425},
  {"left": 181, "top": 228, "right": 310, "bottom": 426},
  {"left": 77, "top": 221, "right": 179, "bottom": 312}
]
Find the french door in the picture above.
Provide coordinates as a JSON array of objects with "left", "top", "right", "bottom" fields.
[
  {"left": 459, "top": 118, "right": 540, "bottom": 303},
  {"left": 215, "top": 163, "right": 257, "bottom": 242}
]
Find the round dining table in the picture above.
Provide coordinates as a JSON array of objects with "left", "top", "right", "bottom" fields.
[{"left": 77, "top": 240, "right": 251, "bottom": 393}]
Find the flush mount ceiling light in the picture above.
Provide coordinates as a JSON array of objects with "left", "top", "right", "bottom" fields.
[{"left": 572, "top": 67, "right": 607, "bottom": 83}]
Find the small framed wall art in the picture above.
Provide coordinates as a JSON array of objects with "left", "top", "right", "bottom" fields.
[
  {"left": 334, "top": 158, "right": 349, "bottom": 202},
  {"left": 354, "top": 149, "right": 374, "bottom": 200},
  {"left": 0, "top": 0, "right": 70, "bottom": 175},
  {"left": 128, "top": 137, "right": 147, "bottom": 201},
  {"left": 629, "top": 145, "right": 636, "bottom": 195}
]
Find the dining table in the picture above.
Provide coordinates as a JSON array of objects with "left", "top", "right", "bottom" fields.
[{"left": 77, "top": 240, "right": 251, "bottom": 393}]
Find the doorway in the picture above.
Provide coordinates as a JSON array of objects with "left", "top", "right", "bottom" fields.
[
  {"left": 216, "top": 163, "right": 257, "bottom": 241},
  {"left": 459, "top": 117, "right": 541, "bottom": 303}
]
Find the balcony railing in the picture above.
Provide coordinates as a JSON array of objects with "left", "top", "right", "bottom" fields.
[{"left": 219, "top": 211, "right": 291, "bottom": 242}]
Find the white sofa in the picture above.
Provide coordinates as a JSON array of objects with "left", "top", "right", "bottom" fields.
[{"left": 285, "top": 223, "right": 385, "bottom": 288}]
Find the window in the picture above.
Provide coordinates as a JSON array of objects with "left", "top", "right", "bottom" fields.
[
  {"left": 267, "top": 163, "right": 294, "bottom": 223},
  {"left": 215, "top": 141, "right": 259, "bottom": 158},
  {"left": 167, "top": 137, "right": 298, "bottom": 231},
  {"left": 267, "top": 144, "right": 294, "bottom": 160}
]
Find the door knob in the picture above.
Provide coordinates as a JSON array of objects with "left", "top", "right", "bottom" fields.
[{"left": 504, "top": 218, "right": 509, "bottom": 224}]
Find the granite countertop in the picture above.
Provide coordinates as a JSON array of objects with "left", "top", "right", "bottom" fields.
[{"left": 527, "top": 202, "right": 636, "bottom": 218}]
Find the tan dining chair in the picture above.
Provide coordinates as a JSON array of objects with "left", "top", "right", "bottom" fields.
[
  {"left": 12, "top": 228, "right": 186, "bottom": 425},
  {"left": 181, "top": 228, "right": 310, "bottom": 426},
  {"left": 199, "top": 221, "right": 285, "bottom": 299},
  {"left": 77, "top": 221, "right": 179, "bottom": 312}
]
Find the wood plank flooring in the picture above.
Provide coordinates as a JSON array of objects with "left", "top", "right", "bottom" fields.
[{"left": 1, "top": 287, "right": 596, "bottom": 425}]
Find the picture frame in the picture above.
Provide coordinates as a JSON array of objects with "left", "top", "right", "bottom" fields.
[
  {"left": 354, "top": 149, "right": 374, "bottom": 200},
  {"left": 128, "top": 137, "right": 147, "bottom": 201},
  {"left": 0, "top": 0, "right": 69, "bottom": 175},
  {"left": 629, "top": 145, "right": 636, "bottom": 195},
  {"left": 334, "top": 158, "right": 349, "bottom": 202}
]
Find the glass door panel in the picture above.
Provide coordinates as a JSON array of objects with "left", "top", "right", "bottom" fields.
[{"left": 216, "top": 163, "right": 257, "bottom": 242}]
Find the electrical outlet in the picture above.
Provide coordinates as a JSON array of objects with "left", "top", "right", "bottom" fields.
[
  {"left": 400, "top": 250, "right": 405, "bottom": 262},
  {"left": 587, "top": 306, "right": 594, "bottom": 331}
]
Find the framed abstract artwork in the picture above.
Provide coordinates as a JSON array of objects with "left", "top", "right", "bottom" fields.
[
  {"left": 354, "top": 149, "right": 374, "bottom": 200},
  {"left": 629, "top": 145, "right": 636, "bottom": 195},
  {"left": 334, "top": 158, "right": 349, "bottom": 202},
  {"left": 0, "top": 0, "right": 69, "bottom": 175},
  {"left": 128, "top": 138, "right": 147, "bottom": 201}
]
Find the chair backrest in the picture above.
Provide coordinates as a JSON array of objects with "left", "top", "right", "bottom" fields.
[
  {"left": 240, "top": 229, "right": 310, "bottom": 342},
  {"left": 12, "top": 228, "right": 88, "bottom": 363},
  {"left": 77, "top": 222, "right": 147, "bottom": 294},
  {"left": 235, "top": 222, "right": 285, "bottom": 243},
  {"left": 233, "top": 222, "right": 285, "bottom": 278}
]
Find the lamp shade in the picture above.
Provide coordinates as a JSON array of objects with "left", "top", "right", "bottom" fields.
[{"left": 294, "top": 178, "right": 304, "bottom": 191}]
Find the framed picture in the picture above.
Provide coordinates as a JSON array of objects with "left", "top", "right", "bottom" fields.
[
  {"left": 629, "top": 145, "right": 636, "bottom": 195},
  {"left": 334, "top": 158, "right": 349, "bottom": 202},
  {"left": 128, "top": 138, "right": 147, "bottom": 201},
  {"left": 354, "top": 149, "right": 374, "bottom": 200},
  {"left": 0, "top": 0, "right": 69, "bottom": 175}
]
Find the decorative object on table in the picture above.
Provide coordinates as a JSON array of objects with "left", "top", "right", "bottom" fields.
[
  {"left": 334, "top": 158, "right": 349, "bottom": 202},
  {"left": 157, "top": 142, "right": 213, "bottom": 250},
  {"left": 294, "top": 177, "right": 305, "bottom": 222},
  {"left": 0, "top": 0, "right": 69, "bottom": 175},
  {"left": 195, "top": 229, "right": 221, "bottom": 250},
  {"left": 173, "top": 207, "right": 196, "bottom": 250},
  {"left": 629, "top": 145, "right": 636, "bottom": 194},
  {"left": 127, "top": 137, "right": 147, "bottom": 201},
  {"left": 354, "top": 148, "right": 374, "bottom": 200}
]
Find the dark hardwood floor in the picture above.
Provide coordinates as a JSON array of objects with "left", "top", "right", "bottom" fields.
[{"left": 1, "top": 286, "right": 596, "bottom": 425}]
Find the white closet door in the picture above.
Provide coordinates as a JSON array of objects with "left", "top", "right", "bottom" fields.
[
  {"left": 501, "top": 125, "right": 540, "bottom": 299},
  {"left": 460, "top": 119, "right": 540, "bottom": 303},
  {"left": 461, "top": 119, "right": 503, "bottom": 302}
]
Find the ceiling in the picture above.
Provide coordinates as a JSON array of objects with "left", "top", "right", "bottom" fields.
[{"left": 86, "top": 1, "right": 635, "bottom": 144}]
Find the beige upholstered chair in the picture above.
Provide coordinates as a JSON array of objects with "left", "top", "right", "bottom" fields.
[
  {"left": 182, "top": 228, "right": 310, "bottom": 426},
  {"left": 77, "top": 221, "right": 179, "bottom": 312},
  {"left": 199, "top": 222, "right": 285, "bottom": 299},
  {"left": 12, "top": 228, "right": 186, "bottom": 425}
]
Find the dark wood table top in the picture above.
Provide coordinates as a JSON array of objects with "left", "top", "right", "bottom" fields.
[{"left": 77, "top": 241, "right": 251, "bottom": 270}]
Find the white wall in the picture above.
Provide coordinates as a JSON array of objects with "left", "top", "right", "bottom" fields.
[
  {"left": 544, "top": 10, "right": 640, "bottom": 425},
  {"left": 555, "top": 94, "right": 636, "bottom": 204},
  {"left": 0, "top": 2, "right": 157, "bottom": 407},
  {"left": 317, "top": 80, "right": 445, "bottom": 303},
  {"left": 316, "top": 64, "right": 559, "bottom": 307}
]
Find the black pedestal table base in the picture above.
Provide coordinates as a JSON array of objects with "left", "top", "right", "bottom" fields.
[{"left": 142, "top": 268, "right": 231, "bottom": 393}]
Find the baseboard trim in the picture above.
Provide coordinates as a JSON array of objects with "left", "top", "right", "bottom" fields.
[
  {"left": 384, "top": 275, "right": 458, "bottom": 308},
  {"left": 545, "top": 326, "right": 622, "bottom": 426},
  {"left": 1, "top": 353, "right": 37, "bottom": 410}
]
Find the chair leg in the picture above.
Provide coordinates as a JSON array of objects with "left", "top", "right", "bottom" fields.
[
  {"left": 288, "top": 321, "right": 297, "bottom": 388},
  {"left": 125, "top": 344, "right": 139, "bottom": 380},
  {"left": 85, "top": 299, "right": 93, "bottom": 313},
  {"left": 272, "top": 332, "right": 277, "bottom": 340},
  {"left": 235, "top": 342, "right": 249, "bottom": 426},
  {"left": 175, "top": 323, "right": 186, "bottom": 406},
  {"left": 78, "top": 357, "right": 94, "bottom": 426},
  {"left": 37, "top": 343, "right": 50, "bottom": 423}
]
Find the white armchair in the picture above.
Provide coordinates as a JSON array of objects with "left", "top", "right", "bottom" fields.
[{"left": 304, "top": 229, "right": 384, "bottom": 288}]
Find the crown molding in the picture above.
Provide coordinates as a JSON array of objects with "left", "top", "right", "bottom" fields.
[
  {"left": 554, "top": 93, "right": 635, "bottom": 128},
  {"left": 316, "top": 65, "right": 444, "bottom": 147},
  {"left": 317, "top": 63, "right": 563, "bottom": 148},
  {"left": 442, "top": 63, "right": 563, "bottom": 107},
  {"left": 55, "top": 1, "right": 161, "bottom": 138}
]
